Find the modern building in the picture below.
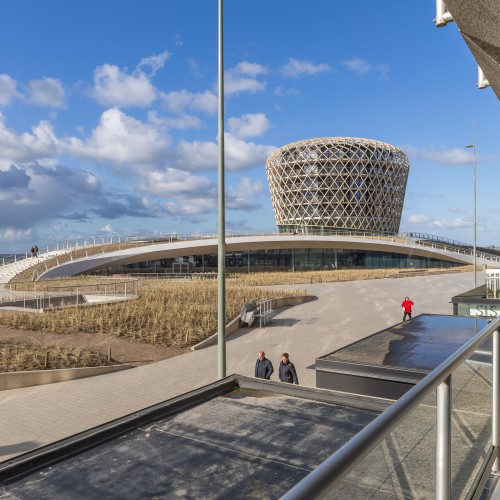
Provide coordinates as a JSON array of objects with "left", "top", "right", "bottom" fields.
[
  {"left": 28, "top": 136, "right": 497, "bottom": 279},
  {"left": 266, "top": 137, "right": 410, "bottom": 235},
  {"left": 435, "top": 0, "right": 500, "bottom": 99}
]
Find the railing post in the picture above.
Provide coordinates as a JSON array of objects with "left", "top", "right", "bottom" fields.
[
  {"left": 493, "top": 329, "right": 500, "bottom": 471},
  {"left": 436, "top": 375, "right": 452, "bottom": 500}
]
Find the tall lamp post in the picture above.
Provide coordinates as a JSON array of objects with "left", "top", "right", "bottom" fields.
[
  {"left": 217, "top": 0, "right": 226, "bottom": 379},
  {"left": 465, "top": 124, "right": 477, "bottom": 289}
]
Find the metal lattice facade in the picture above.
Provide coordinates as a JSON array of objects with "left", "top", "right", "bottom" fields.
[{"left": 266, "top": 137, "right": 410, "bottom": 235}]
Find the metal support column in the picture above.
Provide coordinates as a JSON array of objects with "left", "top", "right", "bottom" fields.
[
  {"left": 217, "top": 0, "right": 226, "bottom": 379},
  {"left": 493, "top": 329, "right": 500, "bottom": 471},
  {"left": 436, "top": 376, "right": 452, "bottom": 499}
]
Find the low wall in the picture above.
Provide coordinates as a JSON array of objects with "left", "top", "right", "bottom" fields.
[
  {"left": 191, "top": 295, "right": 315, "bottom": 350},
  {"left": 0, "top": 364, "right": 133, "bottom": 391}
]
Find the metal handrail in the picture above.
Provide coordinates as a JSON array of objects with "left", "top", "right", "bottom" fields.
[
  {"left": 400, "top": 231, "right": 472, "bottom": 248},
  {"left": 282, "top": 316, "right": 500, "bottom": 499}
]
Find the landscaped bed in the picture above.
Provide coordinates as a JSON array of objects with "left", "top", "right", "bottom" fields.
[{"left": 0, "top": 340, "right": 115, "bottom": 372}]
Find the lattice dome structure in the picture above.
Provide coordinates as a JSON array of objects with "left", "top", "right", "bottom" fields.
[{"left": 266, "top": 137, "right": 410, "bottom": 235}]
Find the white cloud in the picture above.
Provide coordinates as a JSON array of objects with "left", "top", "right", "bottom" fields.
[
  {"left": 225, "top": 61, "right": 267, "bottom": 95},
  {"left": 0, "top": 74, "right": 21, "bottom": 106},
  {"left": 162, "top": 196, "right": 216, "bottom": 216},
  {"left": 147, "top": 110, "right": 204, "bottom": 130},
  {"left": 136, "top": 51, "right": 171, "bottom": 77},
  {"left": 174, "top": 132, "right": 275, "bottom": 172},
  {"left": 281, "top": 58, "right": 331, "bottom": 78},
  {"left": 227, "top": 113, "right": 271, "bottom": 139},
  {"left": 63, "top": 108, "right": 171, "bottom": 168},
  {"left": 161, "top": 89, "right": 217, "bottom": 114},
  {"left": 234, "top": 61, "right": 267, "bottom": 77},
  {"left": 402, "top": 145, "right": 472, "bottom": 165},
  {"left": 27, "top": 78, "right": 66, "bottom": 108},
  {"left": 90, "top": 64, "right": 156, "bottom": 107},
  {"left": 406, "top": 213, "right": 471, "bottom": 229},
  {"left": 0, "top": 227, "right": 32, "bottom": 242},
  {"left": 273, "top": 86, "right": 299, "bottom": 97},
  {"left": 0, "top": 161, "right": 102, "bottom": 230},
  {"left": 227, "top": 177, "right": 263, "bottom": 211},
  {"left": 0, "top": 113, "right": 59, "bottom": 162},
  {"left": 138, "top": 168, "right": 213, "bottom": 196},
  {"left": 175, "top": 139, "right": 218, "bottom": 171},
  {"left": 342, "top": 58, "right": 389, "bottom": 79},
  {"left": 100, "top": 223, "right": 117, "bottom": 233},
  {"left": 225, "top": 134, "right": 276, "bottom": 171},
  {"left": 407, "top": 214, "right": 434, "bottom": 224}
]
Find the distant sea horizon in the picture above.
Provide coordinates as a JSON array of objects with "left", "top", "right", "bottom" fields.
[{"left": 0, "top": 253, "right": 27, "bottom": 259}]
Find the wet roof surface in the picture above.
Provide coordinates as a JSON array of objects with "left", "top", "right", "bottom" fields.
[
  {"left": 323, "top": 315, "right": 488, "bottom": 372},
  {"left": 2, "top": 389, "right": 380, "bottom": 499}
]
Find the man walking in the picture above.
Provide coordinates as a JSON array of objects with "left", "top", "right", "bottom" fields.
[
  {"left": 255, "top": 351, "right": 274, "bottom": 380},
  {"left": 401, "top": 296, "right": 414, "bottom": 322}
]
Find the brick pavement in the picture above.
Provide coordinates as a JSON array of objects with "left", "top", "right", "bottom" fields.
[{"left": 0, "top": 271, "right": 479, "bottom": 462}]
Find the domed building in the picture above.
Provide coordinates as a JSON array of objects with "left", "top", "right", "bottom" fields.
[{"left": 265, "top": 137, "right": 410, "bottom": 235}]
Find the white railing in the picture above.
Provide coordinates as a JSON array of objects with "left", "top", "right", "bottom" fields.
[
  {"left": 0, "top": 278, "right": 138, "bottom": 310},
  {"left": 3, "top": 230, "right": 498, "bottom": 274},
  {"left": 258, "top": 299, "right": 273, "bottom": 327}
]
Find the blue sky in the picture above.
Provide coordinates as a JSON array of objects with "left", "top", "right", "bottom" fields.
[{"left": 0, "top": 1, "right": 498, "bottom": 253}]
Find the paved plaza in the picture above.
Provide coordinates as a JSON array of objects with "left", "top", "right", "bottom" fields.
[{"left": 0, "top": 271, "right": 480, "bottom": 463}]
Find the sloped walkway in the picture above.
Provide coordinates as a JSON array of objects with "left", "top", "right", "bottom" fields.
[
  {"left": 0, "top": 271, "right": 480, "bottom": 462},
  {"left": 0, "top": 251, "right": 67, "bottom": 292}
]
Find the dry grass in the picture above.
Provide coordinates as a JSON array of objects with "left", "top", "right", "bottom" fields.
[
  {"left": 0, "top": 340, "right": 113, "bottom": 372},
  {"left": 0, "top": 266, "right": 474, "bottom": 350},
  {"left": 0, "top": 280, "right": 301, "bottom": 348},
  {"left": 231, "top": 265, "right": 476, "bottom": 286},
  {"left": 8, "top": 276, "right": 135, "bottom": 294}
]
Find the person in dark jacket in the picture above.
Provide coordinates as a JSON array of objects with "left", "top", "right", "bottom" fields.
[
  {"left": 255, "top": 351, "right": 274, "bottom": 380},
  {"left": 278, "top": 353, "right": 299, "bottom": 384}
]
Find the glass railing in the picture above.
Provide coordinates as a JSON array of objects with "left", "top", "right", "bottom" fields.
[{"left": 282, "top": 317, "right": 500, "bottom": 499}]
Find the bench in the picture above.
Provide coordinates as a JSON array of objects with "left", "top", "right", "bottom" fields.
[{"left": 240, "top": 300, "right": 273, "bottom": 327}]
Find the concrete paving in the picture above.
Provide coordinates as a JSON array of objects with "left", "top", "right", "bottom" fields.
[{"left": 0, "top": 271, "right": 479, "bottom": 464}]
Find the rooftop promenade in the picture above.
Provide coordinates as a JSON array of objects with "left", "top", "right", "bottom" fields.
[{"left": 0, "top": 270, "right": 480, "bottom": 463}]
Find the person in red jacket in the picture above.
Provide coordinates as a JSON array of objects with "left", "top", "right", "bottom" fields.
[{"left": 401, "top": 296, "right": 414, "bottom": 321}]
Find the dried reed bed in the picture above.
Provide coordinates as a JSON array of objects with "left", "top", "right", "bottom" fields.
[
  {"left": 231, "top": 265, "right": 475, "bottom": 287},
  {"left": 0, "top": 341, "right": 112, "bottom": 372},
  {"left": 0, "top": 280, "right": 301, "bottom": 348}
]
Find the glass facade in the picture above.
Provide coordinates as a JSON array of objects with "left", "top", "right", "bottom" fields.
[{"left": 101, "top": 247, "right": 456, "bottom": 275}]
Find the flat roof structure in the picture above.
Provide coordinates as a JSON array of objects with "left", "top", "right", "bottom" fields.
[
  {"left": 37, "top": 234, "right": 480, "bottom": 279},
  {"left": 452, "top": 285, "right": 497, "bottom": 316},
  {"left": 316, "top": 314, "right": 489, "bottom": 399},
  {"left": 1, "top": 373, "right": 493, "bottom": 499},
  {"left": 0, "top": 376, "right": 390, "bottom": 499}
]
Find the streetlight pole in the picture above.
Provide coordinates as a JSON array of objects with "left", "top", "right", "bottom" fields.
[
  {"left": 465, "top": 123, "right": 477, "bottom": 289},
  {"left": 217, "top": 0, "right": 226, "bottom": 379}
]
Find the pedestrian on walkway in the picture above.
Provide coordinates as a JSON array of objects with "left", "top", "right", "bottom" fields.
[
  {"left": 255, "top": 351, "right": 274, "bottom": 380},
  {"left": 402, "top": 296, "right": 414, "bottom": 321},
  {"left": 278, "top": 353, "right": 299, "bottom": 384}
]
